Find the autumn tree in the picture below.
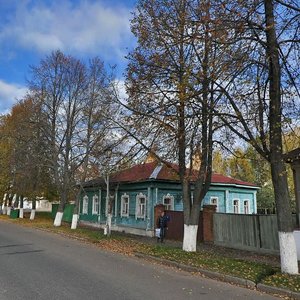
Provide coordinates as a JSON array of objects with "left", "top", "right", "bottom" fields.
[
  {"left": 71, "top": 58, "right": 120, "bottom": 229},
  {"left": 214, "top": 0, "right": 300, "bottom": 274},
  {"left": 213, "top": 146, "right": 275, "bottom": 212},
  {"left": 126, "top": 0, "right": 229, "bottom": 251},
  {"left": 28, "top": 51, "right": 88, "bottom": 226},
  {"left": 0, "top": 115, "right": 12, "bottom": 211},
  {"left": 212, "top": 150, "right": 228, "bottom": 174},
  {"left": 28, "top": 51, "right": 119, "bottom": 227},
  {"left": 0, "top": 98, "right": 53, "bottom": 218}
]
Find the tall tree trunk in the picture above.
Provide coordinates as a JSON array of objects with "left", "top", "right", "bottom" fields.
[
  {"left": 182, "top": 10, "right": 213, "bottom": 251},
  {"left": 0, "top": 193, "right": 5, "bottom": 214},
  {"left": 182, "top": 179, "right": 196, "bottom": 251},
  {"left": 264, "top": 0, "right": 298, "bottom": 274},
  {"left": 7, "top": 194, "right": 13, "bottom": 216},
  {"left": 176, "top": 1, "right": 197, "bottom": 251},
  {"left": 19, "top": 195, "right": 24, "bottom": 218},
  {"left": 54, "top": 190, "right": 67, "bottom": 226},
  {"left": 71, "top": 191, "right": 80, "bottom": 230},
  {"left": 54, "top": 130, "right": 71, "bottom": 227},
  {"left": 104, "top": 174, "right": 112, "bottom": 236},
  {"left": 3, "top": 193, "right": 8, "bottom": 214},
  {"left": 30, "top": 197, "right": 36, "bottom": 220},
  {"left": 13, "top": 194, "right": 19, "bottom": 208}
]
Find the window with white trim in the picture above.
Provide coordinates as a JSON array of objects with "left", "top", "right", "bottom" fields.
[
  {"left": 210, "top": 197, "right": 219, "bottom": 212},
  {"left": 92, "top": 195, "right": 99, "bottom": 215},
  {"left": 121, "top": 193, "right": 129, "bottom": 217},
  {"left": 163, "top": 193, "right": 174, "bottom": 210},
  {"left": 82, "top": 195, "right": 88, "bottom": 214},
  {"left": 244, "top": 200, "right": 249, "bottom": 214},
  {"left": 233, "top": 199, "right": 240, "bottom": 214},
  {"left": 136, "top": 193, "right": 146, "bottom": 219}
]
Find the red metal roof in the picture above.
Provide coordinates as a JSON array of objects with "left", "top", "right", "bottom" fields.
[
  {"left": 110, "top": 161, "right": 158, "bottom": 182},
  {"left": 108, "top": 161, "right": 257, "bottom": 188},
  {"left": 210, "top": 173, "right": 257, "bottom": 187}
]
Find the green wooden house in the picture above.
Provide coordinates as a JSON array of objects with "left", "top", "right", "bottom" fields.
[{"left": 79, "top": 161, "right": 259, "bottom": 236}]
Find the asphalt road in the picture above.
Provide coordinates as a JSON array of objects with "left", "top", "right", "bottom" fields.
[{"left": 0, "top": 221, "right": 279, "bottom": 300}]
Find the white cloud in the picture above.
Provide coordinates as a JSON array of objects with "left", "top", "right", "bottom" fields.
[
  {"left": 0, "top": 80, "right": 28, "bottom": 114},
  {"left": 0, "top": 1, "right": 134, "bottom": 60},
  {"left": 113, "top": 79, "right": 128, "bottom": 102}
]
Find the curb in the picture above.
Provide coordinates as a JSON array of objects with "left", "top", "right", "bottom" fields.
[
  {"left": 134, "top": 252, "right": 255, "bottom": 288},
  {"left": 257, "top": 284, "right": 300, "bottom": 300},
  {"left": 134, "top": 252, "right": 300, "bottom": 299}
]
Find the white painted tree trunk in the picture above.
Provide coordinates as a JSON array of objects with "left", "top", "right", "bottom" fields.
[
  {"left": 108, "top": 213, "right": 112, "bottom": 236},
  {"left": 54, "top": 212, "right": 63, "bottom": 227},
  {"left": 279, "top": 232, "right": 298, "bottom": 274},
  {"left": 30, "top": 209, "right": 36, "bottom": 220},
  {"left": 182, "top": 224, "right": 198, "bottom": 252},
  {"left": 19, "top": 208, "right": 24, "bottom": 219},
  {"left": 7, "top": 206, "right": 11, "bottom": 216},
  {"left": 3, "top": 206, "right": 7, "bottom": 215},
  {"left": 104, "top": 214, "right": 112, "bottom": 236},
  {"left": 12, "top": 194, "right": 17, "bottom": 206},
  {"left": 71, "top": 214, "right": 79, "bottom": 230}
]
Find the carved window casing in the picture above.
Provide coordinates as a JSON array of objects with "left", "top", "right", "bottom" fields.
[
  {"left": 82, "top": 195, "right": 88, "bottom": 214},
  {"left": 92, "top": 195, "right": 99, "bottom": 215},
  {"left": 136, "top": 193, "right": 147, "bottom": 219},
  {"left": 233, "top": 199, "right": 240, "bottom": 214},
  {"left": 121, "top": 193, "right": 130, "bottom": 217},
  {"left": 163, "top": 193, "right": 174, "bottom": 210}
]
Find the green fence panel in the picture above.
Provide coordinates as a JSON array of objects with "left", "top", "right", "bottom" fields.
[
  {"left": 51, "top": 204, "right": 59, "bottom": 219},
  {"left": 62, "top": 204, "right": 74, "bottom": 222},
  {"left": 51, "top": 203, "right": 74, "bottom": 223}
]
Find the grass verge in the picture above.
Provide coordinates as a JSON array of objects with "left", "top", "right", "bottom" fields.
[
  {"left": 137, "top": 244, "right": 277, "bottom": 283},
  {"left": 261, "top": 273, "right": 300, "bottom": 293}
]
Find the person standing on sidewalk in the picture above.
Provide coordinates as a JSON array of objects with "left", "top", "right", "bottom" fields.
[{"left": 156, "top": 211, "right": 169, "bottom": 243}]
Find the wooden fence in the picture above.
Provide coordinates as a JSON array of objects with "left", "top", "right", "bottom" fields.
[{"left": 213, "top": 213, "right": 297, "bottom": 254}]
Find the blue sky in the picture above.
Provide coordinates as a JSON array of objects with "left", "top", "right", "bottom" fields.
[{"left": 0, "top": 0, "right": 137, "bottom": 114}]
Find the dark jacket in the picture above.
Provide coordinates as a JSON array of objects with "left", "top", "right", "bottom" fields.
[{"left": 157, "top": 215, "right": 168, "bottom": 228}]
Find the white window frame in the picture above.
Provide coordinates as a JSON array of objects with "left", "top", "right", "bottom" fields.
[
  {"left": 210, "top": 196, "right": 219, "bottom": 212},
  {"left": 92, "top": 195, "right": 99, "bottom": 215},
  {"left": 82, "top": 195, "right": 88, "bottom": 214},
  {"left": 135, "top": 193, "right": 147, "bottom": 219},
  {"left": 244, "top": 200, "right": 249, "bottom": 214},
  {"left": 163, "top": 193, "right": 174, "bottom": 210},
  {"left": 121, "top": 193, "right": 130, "bottom": 217},
  {"left": 233, "top": 199, "right": 240, "bottom": 214}
]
